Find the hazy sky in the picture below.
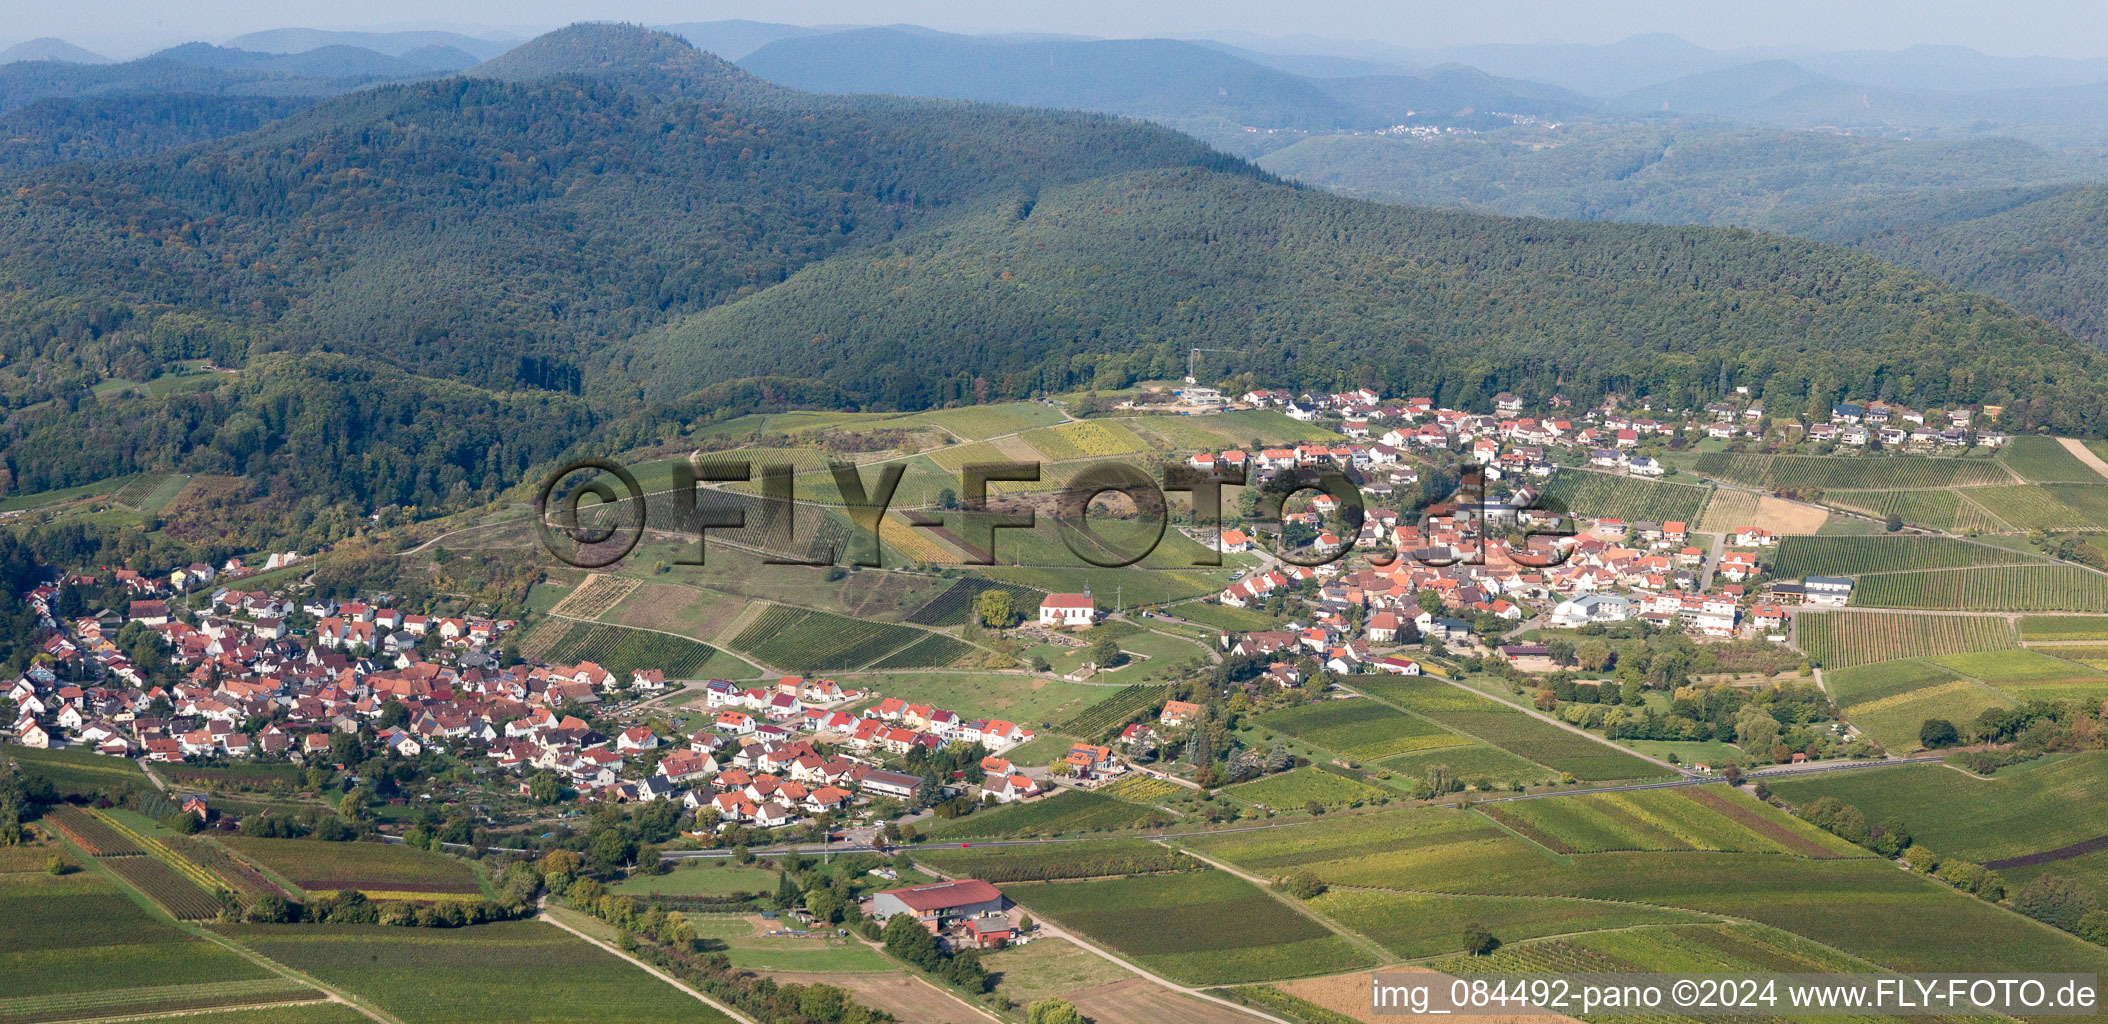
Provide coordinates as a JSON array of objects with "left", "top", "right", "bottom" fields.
[{"left": 16, "top": 0, "right": 2108, "bottom": 60}]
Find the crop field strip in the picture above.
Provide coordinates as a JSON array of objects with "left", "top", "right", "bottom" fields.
[
  {"left": 218, "top": 919, "right": 730, "bottom": 1024},
  {"left": 42, "top": 806, "right": 141, "bottom": 856},
  {"left": 1823, "top": 487, "right": 1972, "bottom": 529},
  {"left": 548, "top": 574, "right": 639, "bottom": 619},
  {"left": 1768, "top": 753, "right": 2108, "bottom": 867},
  {"left": 1225, "top": 766, "right": 1393, "bottom": 809},
  {"left": 1431, "top": 923, "right": 1890, "bottom": 998},
  {"left": 1255, "top": 697, "right": 1471, "bottom": 761},
  {"left": 1767, "top": 534, "right": 2045, "bottom": 578},
  {"left": 924, "top": 788, "right": 1169, "bottom": 838},
  {"left": 1480, "top": 787, "right": 1860, "bottom": 858},
  {"left": 90, "top": 810, "right": 252, "bottom": 909},
  {"left": 222, "top": 837, "right": 482, "bottom": 895},
  {"left": 1306, "top": 889, "right": 1710, "bottom": 960},
  {"left": 1946, "top": 483, "right": 2108, "bottom": 532},
  {"left": 917, "top": 838, "right": 1196, "bottom": 882},
  {"left": 1001, "top": 867, "right": 1376, "bottom": 985},
  {"left": 516, "top": 619, "right": 724, "bottom": 677},
  {"left": 1536, "top": 468, "right": 1709, "bottom": 522},
  {"left": 1097, "top": 774, "right": 1184, "bottom": 804},
  {"left": 1847, "top": 563, "right": 2108, "bottom": 612},
  {"left": 1694, "top": 452, "right": 2016, "bottom": 490},
  {"left": 0, "top": 867, "right": 289, "bottom": 1019},
  {"left": 902, "top": 576, "right": 1045, "bottom": 626},
  {"left": 1350, "top": 675, "right": 1668, "bottom": 781},
  {"left": 1792, "top": 609, "right": 2016, "bottom": 668},
  {"left": 1998, "top": 434, "right": 2107, "bottom": 483},
  {"left": 1058, "top": 684, "right": 1170, "bottom": 740},
  {"left": 1821, "top": 657, "right": 2019, "bottom": 751},
  {"left": 0, "top": 978, "right": 319, "bottom": 1024},
  {"left": 727, "top": 603, "right": 930, "bottom": 671},
  {"left": 1179, "top": 806, "right": 2108, "bottom": 979},
  {"left": 102, "top": 854, "right": 223, "bottom": 920},
  {"left": 865, "top": 633, "right": 977, "bottom": 669},
  {"left": 2021, "top": 614, "right": 2108, "bottom": 641},
  {"left": 1694, "top": 487, "right": 1758, "bottom": 533}
]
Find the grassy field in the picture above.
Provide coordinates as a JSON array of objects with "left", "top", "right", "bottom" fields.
[
  {"left": 1793, "top": 610, "right": 2015, "bottom": 669},
  {"left": 922, "top": 789, "right": 1168, "bottom": 839},
  {"left": 1253, "top": 698, "right": 1468, "bottom": 762},
  {"left": 218, "top": 920, "right": 731, "bottom": 1024},
  {"left": 980, "top": 937, "right": 1134, "bottom": 1008},
  {"left": 681, "top": 914, "right": 895, "bottom": 973},
  {"left": 0, "top": 868, "right": 301, "bottom": 1023},
  {"left": 1224, "top": 767, "right": 1393, "bottom": 810},
  {"left": 1848, "top": 564, "right": 2108, "bottom": 612},
  {"left": 1768, "top": 535, "right": 2038, "bottom": 577},
  {"left": 1309, "top": 889, "right": 1708, "bottom": 959},
  {"left": 1003, "top": 869, "right": 1375, "bottom": 985},
  {"left": 1535, "top": 469, "right": 1709, "bottom": 522},
  {"left": 221, "top": 837, "right": 481, "bottom": 895},
  {"left": 610, "top": 863, "right": 777, "bottom": 896},
  {"left": 841, "top": 672, "right": 1117, "bottom": 728},
  {"left": 1824, "top": 658, "right": 2016, "bottom": 751},
  {"left": 914, "top": 402, "right": 1068, "bottom": 440},
  {"left": 1351, "top": 676, "right": 1667, "bottom": 781}
]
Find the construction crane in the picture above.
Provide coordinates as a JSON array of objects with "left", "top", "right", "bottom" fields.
[{"left": 1186, "top": 347, "right": 1238, "bottom": 385}]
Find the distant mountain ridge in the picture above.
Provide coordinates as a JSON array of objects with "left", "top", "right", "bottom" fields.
[
  {"left": 221, "top": 28, "right": 515, "bottom": 61},
  {"left": 0, "top": 38, "right": 110, "bottom": 64},
  {"left": 736, "top": 26, "right": 1599, "bottom": 152},
  {"left": 3, "top": 21, "right": 2108, "bottom": 521}
]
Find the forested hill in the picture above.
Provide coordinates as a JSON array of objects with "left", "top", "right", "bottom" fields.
[
  {"left": 0, "top": 23, "right": 1249, "bottom": 398},
  {"left": 1844, "top": 183, "right": 2108, "bottom": 346},
  {"left": 2, "top": 22, "right": 2107, "bottom": 531},
  {"left": 625, "top": 166, "right": 2107, "bottom": 428}
]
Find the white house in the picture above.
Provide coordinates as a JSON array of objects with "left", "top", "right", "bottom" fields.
[{"left": 1038, "top": 593, "right": 1097, "bottom": 627}]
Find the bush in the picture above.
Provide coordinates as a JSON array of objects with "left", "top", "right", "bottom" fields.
[
  {"left": 1902, "top": 845, "right": 1940, "bottom": 874},
  {"left": 1278, "top": 869, "right": 1328, "bottom": 899},
  {"left": 1919, "top": 718, "right": 1960, "bottom": 749},
  {"left": 2012, "top": 874, "right": 2099, "bottom": 932},
  {"left": 2079, "top": 910, "right": 2108, "bottom": 947},
  {"left": 1462, "top": 923, "right": 1500, "bottom": 956},
  {"left": 45, "top": 854, "right": 71, "bottom": 875}
]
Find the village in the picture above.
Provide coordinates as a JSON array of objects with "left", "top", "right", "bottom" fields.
[{"left": 0, "top": 381, "right": 2021, "bottom": 837}]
